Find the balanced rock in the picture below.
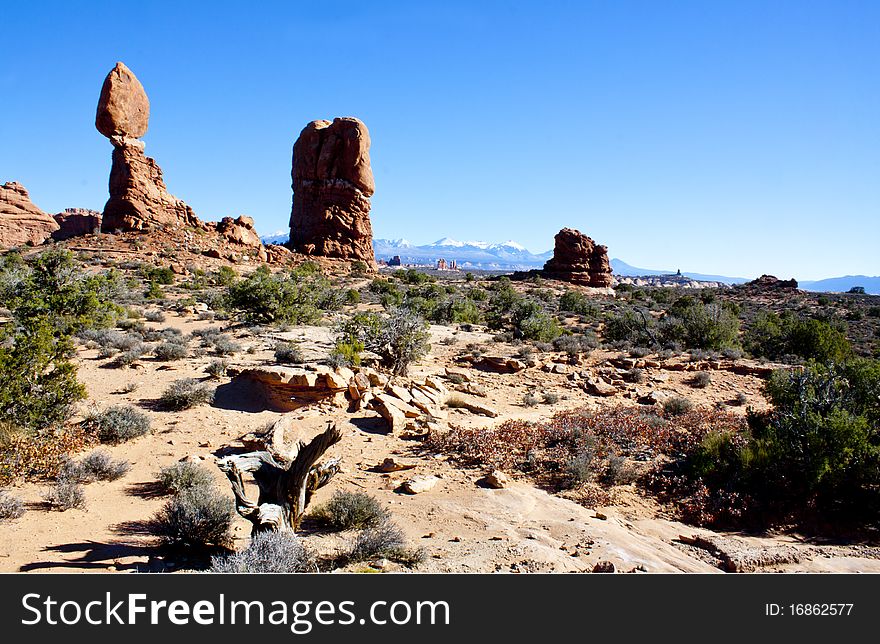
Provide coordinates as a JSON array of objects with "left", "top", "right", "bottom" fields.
[
  {"left": 288, "top": 117, "right": 376, "bottom": 268},
  {"left": 0, "top": 182, "right": 59, "bottom": 248},
  {"left": 95, "top": 62, "right": 150, "bottom": 139},
  {"left": 52, "top": 208, "right": 102, "bottom": 240},
  {"left": 543, "top": 227, "right": 613, "bottom": 287},
  {"left": 95, "top": 62, "right": 199, "bottom": 233}
]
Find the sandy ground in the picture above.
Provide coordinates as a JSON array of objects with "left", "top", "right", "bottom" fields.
[{"left": 1, "top": 311, "right": 878, "bottom": 573}]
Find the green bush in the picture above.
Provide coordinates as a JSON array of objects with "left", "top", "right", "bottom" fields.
[
  {"left": 143, "top": 265, "right": 175, "bottom": 285},
  {"left": 224, "top": 265, "right": 330, "bottom": 325},
  {"left": 663, "top": 397, "right": 694, "bottom": 417},
  {"left": 558, "top": 290, "right": 599, "bottom": 317},
  {"left": 274, "top": 342, "right": 304, "bottom": 364},
  {"left": 659, "top": 297, "right": 740, "bottom": 351},
  {"left": 745, "top": 312, "right": 852, "bottom": 362},
  {"left": 311, "top": 490, "right": 389, "bottom": 530},
  {"left": 333, "top": 309, "right": 430, "bottom": 375},
  {"left": 0, "top": 319, "right": 86, "bottom": 433}
]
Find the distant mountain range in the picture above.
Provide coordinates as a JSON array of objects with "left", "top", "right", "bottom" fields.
[{"left": 260, "top": 232, "right": 878, "bottom": 294}]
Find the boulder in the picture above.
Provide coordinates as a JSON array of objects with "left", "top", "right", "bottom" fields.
[
  {"left": 400, "top": 475, "right": 440, "bottom": 495},
  {"left": 0, "top": 182, "right": 59, "bottom": 248},
  {"left": 288, "top": 117, "right": 376, "bottom": 268},
  {"left": 95, "top": 62, "right": 199, "bottom": 233},
  {"left": 216, "top": 215, "right": 262, "bottom": 246}
]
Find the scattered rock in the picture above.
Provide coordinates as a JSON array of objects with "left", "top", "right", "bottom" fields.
[
  {"left": 400, "top": 476, "right": 440, "bottom": 495},
  {"left": 592, "top": 561, "right": 616, "bottom": 573},
  {"left": 376, "top": 458, "right": 415, "bottom": 473},
  {"left": 480, "top": 470, "right": 509, "bottom": 489}
]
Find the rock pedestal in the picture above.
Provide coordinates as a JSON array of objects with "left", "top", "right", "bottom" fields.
[{"left": 288, "top": 117, "right": 376, "bottom": 267}]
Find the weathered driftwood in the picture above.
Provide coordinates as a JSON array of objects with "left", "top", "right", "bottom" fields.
[{"left": 217, "top": 417, "right": 342, "bottom": 533}]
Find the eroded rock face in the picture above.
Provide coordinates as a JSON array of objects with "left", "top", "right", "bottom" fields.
[
  {"left": 0, "top": 182, "right": 59, "bottom": 248},
  {"left": 52, "top": 208, "right": 102, "bottom": 240},
  {"left": 96, "top": 62, "right": 199, "bottom": 232},
  {"left": 746, "top": 274, "right": 798, "bottom": 290},
  {"left": 543, "top": 227, "right": 613, "bottom": 287},
  {"left": 288, "top": 117, "right": 376, "bottom": 267}
]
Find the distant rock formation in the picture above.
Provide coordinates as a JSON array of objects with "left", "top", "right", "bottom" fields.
[
  {"left": 52, "top": 208, "right": 102, "bottom": 241},
  {"left": 288, "top": 117, "right": 376, "bottom": 267},
  {"left": 543, "top": 227, "right": 613, "bottom": 287},
  {"left": 216, "top": 215, "right": 261, "bottom": 247},
  {"left": 0, "top": 181, "right": 59, "bottom": 248},
  {"left": 745, "top": 274, "right": 798, "bottom": 290},
  {"left": 96, "top": 62, "right": 199, "bottom": 232}
]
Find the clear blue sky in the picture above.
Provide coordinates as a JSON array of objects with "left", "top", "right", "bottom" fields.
[{"left": 1, "top": 0, "right": 878, "bottom": 280}]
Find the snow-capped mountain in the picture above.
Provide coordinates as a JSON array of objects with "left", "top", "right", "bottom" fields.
[
  {"left": 373, "top": 238, "right": 552, "bottom": 270},
  {"left": 260, "top": 230, "right": 289, "bottom": 245}
]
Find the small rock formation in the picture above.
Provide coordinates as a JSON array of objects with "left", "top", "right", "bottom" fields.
[
  {"left": 543, "top": 227, "right": 613, "bottom": 287},
  {"left": 216, "top": 215, "right": 261, "bottom": 246},
  {"left": 0, "top": 181, "right": 59, "bottom": 248},
  {"left": 96, "top": 62, "right": 198, "bottom": 232},
  {"left": 745, "top": 274, "right": 798, "bottom": 290},
  {"left": 52, "top": 208, "right": 102, "bottom": 240},
  {"left": 288, "top": 117, "right": 376, "bottom": 267}
]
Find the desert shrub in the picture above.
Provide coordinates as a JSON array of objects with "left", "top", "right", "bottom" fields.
[
  {"left": 659, "top": 297, "right": 740, "bottom": 351},
  {"left": 0, "top": 491, "right": 25, "bottom": 520},
  {"left": 143, "top": 265, "right": 175, "bottom": 285},
  {"left": 565, "top": 442, "right": 597, "bottom": 487},
  {"left": 0, "top": 320, "right": 86, "bottom": 433},
  {"left": 603, "top": 307, "right": 657, "bottom": 347},
  {"left": 542, "top": 391, "right": 560, "bottom": 405},
  {"left": 224, "top": 265, "right": 330, "bottom": 325},
  {"left": 721, "top": 347, "right": 743, "bottom": 360},
  {"left": 211, "top": 334, "right": 241, "bottom": 356},
  {"left": 334, "top": 308, "right": 429, "bottom": 375},
  {"left": 62, "top": 450, "right": 130, "bottom": 482},
  {"left": 744, "top": 312, "right": 852, "bottom": 363},
  {"left": 112, "top": 344, "right": 147, "bottom": 367},
  {"left": 43, "top": 478, "right": 86, "bottom": 511},
  {"left": 159, "top": 379, "right": 215, "bottom": 410},
  {"left": 144, "top": 281, "right": 165, "bottom": 300},
  {"left": 344, "top": 288, "right": 361, "bottom": 305},
  {"left": 311, "top": 490, "right": 389, "bottom": 531},
  {"left": 214, "top": 266, "right": 237, "bottom": 286},
  {"left": 153, "top": 341, "right": 188, "bottom": 361},
  {"left": 86, "top": 405, "right": 151, "bottom": 444},
  {"left": 157, "top": 461, "right": 214, "bottom": 495},
  {"left": 145, "top": 309, "right": 166, "bottom": 322},
  {"left": 558, "top": 290, "right": 599, "bottom": 317},
  {"left": 624, "top": 368, "right": 645, "bottom": 383},
  {"left": 690, "top": 371, "right": 712, "bottom": 389},
  {"left": 522, "top": 391, "right": 540, "bottom": 407},
  {"left": 274, "top": 342, "right": 304, "bottom": 364},
  {"left": 206, "top": 359, "right": 229, "bottom": 378},
  {"left": 654, "top": 359, "right": 880, "bottom": 528},
  {"left": 663, "top": 397, "right": 694, "bottom": 417},
  {"left": 553, "top": 333, "right": 594, "bottom": 357},
  {"left": 345, "top": 519, "right": 425, "bottom": 568},
  {"left": 732, "top": 392, "right": 748, "bottom": 406},
  {"left": 210, "top": 530, "right": 315, "bottom": 573},
  {"left": 151, "top": 485, "right": 234, "bottom": 550},
  {"left": 0, "top": 424, "right": 96, "bottom": 485}
]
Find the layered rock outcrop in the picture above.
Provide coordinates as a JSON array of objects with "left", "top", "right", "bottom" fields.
[
  {"left": 96, "top": 62, "right": 199, "bottom": 232},
  {"left": 0, "top": 181, "right": 59, "bottom": 248},
  {"left": 288, "top": 117, "right": 376, "bottom": 267},
  {"left": 52, "top": 208, "right": 102, "bottom": 240},
  {"left": 745, "top": 274, "right": 798, "bottom": 290},
  {"left": 543, "top": 227, "right": 613, "bottom": 287}
]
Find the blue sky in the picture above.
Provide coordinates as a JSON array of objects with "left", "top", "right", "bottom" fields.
[{"left": 1, "top": 0, "right": 877, "bottom": 280}]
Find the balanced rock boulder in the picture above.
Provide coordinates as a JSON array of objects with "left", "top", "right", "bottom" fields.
[
  {"left": 288, "top": 117, "right": 376, "bottom": 268},
  {"left": 543, "top": 227, "right": 613, "bottom": 287},
  {"left": 0, "top": 182, "right": 59, "bottom": 248},
  {"left": 52, "top": 208, "right": 102, "bottom": 240},
  {"left": 96, "top": 62, "right": 199, "bottom": 232}
]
